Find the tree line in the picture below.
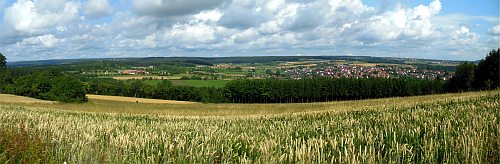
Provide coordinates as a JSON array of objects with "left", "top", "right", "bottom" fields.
[
  {"left": 444, "top": 49, "right": 499, "bottom": 92},
  {"left": 84, "top": 78, "right": 226, "bottom": 103},
  {"left": 0, "top": 69, "right": 87, "bottom": 103},
  {"left": 224, "top": 78, "right": 444, "bottom": 103}
]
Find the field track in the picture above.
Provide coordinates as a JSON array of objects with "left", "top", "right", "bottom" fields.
[{"left": 86, "top": 94, "right": 196, "bottom": 104}]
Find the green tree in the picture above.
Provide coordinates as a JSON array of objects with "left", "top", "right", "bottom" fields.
[
  {"left": 474, "top": 49, "right": 499, "bottom": 90},
  {"left": 129, "top": 80, "right": 143, "bottom": 97},
  {"left": 0, "top": 53, "right": 6, "bottom": 70},
  {"left": 47, "top": 76, "right": 88, "bottom": 103},
  {"left": 445, "top": 62, "right": 476, "bottom": 92}
]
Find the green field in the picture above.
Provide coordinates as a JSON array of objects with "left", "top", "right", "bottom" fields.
[
  {"left": 0, "top": 91, "right": 499, "bottom": 163},
  {"left": 143, "top": 80, "right": 230, "bottom": 88}
]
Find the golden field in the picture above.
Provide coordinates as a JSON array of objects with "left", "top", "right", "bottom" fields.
[
  {"left": 86, "top": 94, "right": 196, "bottom": 105},
  {"left": 0, "top": 90, "right": 497, "bottom": 116},
  {"left": 0, "top": 90, "right": 498, "bottom": 163}
]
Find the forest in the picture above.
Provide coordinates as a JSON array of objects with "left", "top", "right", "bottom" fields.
[{"left": 0, "top": 49, "right": 498, "bottom": 103}]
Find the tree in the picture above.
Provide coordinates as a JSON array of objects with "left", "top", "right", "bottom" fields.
[
  {"left": 47, "top": 76, "right": 88, "bottom": 103},
  {"left": 474, "top": 49, "right": 499, "bottom": 90},
  {"left": 0, "top": 53, "right": 11, "bottom": 92},
  {"left": 0, "top": 53, "right": 6, "bottom": 71},
  {"left": 129, "top": 80, "right": 143, "bottom": 97},
  {"left": 445, "top": 62, "right": 476, "bottom": 92}
]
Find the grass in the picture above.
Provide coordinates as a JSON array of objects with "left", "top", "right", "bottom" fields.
[
  {"left": 0, "top": 91, "right": 498, "bottom": 163},
  {"left": 0, "top": 123, "right": 57, "bottom": 163}
]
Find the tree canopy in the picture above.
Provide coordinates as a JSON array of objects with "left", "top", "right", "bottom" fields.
[
  {"left": 474, "top": 48, "right": 499, "bottom": 89},
  {"left": 0, "top": 53, "right": 6, "bottom": 70},
  {"left": 2, "top": 70, "right": 88, "bottom": 103},
  {"left": 446, "top": 49, "right": 499, "bottom": 91}
]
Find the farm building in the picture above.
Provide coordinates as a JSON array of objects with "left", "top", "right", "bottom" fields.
[{"left": 119, "top": 70, "right": 148, "bottom": 75}]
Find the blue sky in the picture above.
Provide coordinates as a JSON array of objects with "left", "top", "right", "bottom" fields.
[{"left": 0, "top": 0, "right": 498, "bottom": 61}]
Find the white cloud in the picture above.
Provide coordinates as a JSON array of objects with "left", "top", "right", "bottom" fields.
[
  {"left": 358, "top": 0, "right": 441, "bottom": 43},
  {"left": 217, "top": 3, "right": 268, "bottom": 29},
  {"left": 451, "top": 26, "right": 479, "bottom": 45},
  {"left": 0, "top": 0, "right": 497, "bottom": 61},
  {"left": 1, "top": 0, "right": 79, "bottom": 39},
  {"left": 19, "top": 34, "right": 60, "bottom": 47},
  {"left": 133, "top": 0, "right": 230, "bottom": 17},
  {"left": 194, "top": 10, "right": 223, "bottom": 22},
  {"left": 164, "top": 22, "right": 218, "bottom": 44},
  {"left": 232, "top": 29, "right": 259, "bottom": 43},
  {"left": 38, "top": 34, "right": 60, "bottom": 47},
  {"left": 84, "top": 0, "right": 112, "bottom": 19},
  {"left": 34, "top": 0, "right": 67, "bottom": 12},
  {"left": 488, "top": 25, "right": 500, "bottom": 35},
  {"left": 115, "top": 33, "right": 157, "bottom": 48}
]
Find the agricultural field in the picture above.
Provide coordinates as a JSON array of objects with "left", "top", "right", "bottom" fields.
[
  {"left": 170, "top": 80, "right": 230, "bottom": 88},
  {"left": 141, "top": 79, "right": 230, "bottom": 88},
  {"left": 110, "top": 76, "right": 182, "bottom": 80},
  {"left": 86, "top": 95, "right": 196, "bottom": 104},
  {"left": 0, "top": 90, "right": 499, "bottom": 163},
  {"left": 0, "top": 94, "right": 55, "bottom": 104}
]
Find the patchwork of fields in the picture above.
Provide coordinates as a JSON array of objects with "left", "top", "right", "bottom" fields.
[{"left": 0, "top": 91, "right": 499, "bottom": 163}]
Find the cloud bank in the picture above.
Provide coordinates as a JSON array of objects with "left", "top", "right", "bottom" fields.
[{"left": 0, "top": 0, "right": 498, "bottom": 61}]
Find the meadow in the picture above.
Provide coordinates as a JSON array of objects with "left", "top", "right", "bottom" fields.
[{"left": 0, "top": 90, "right": 499, "bottom": 163}]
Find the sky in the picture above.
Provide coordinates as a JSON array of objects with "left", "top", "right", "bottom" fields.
[{"left": 0, "top": 0, "right": 498, "bottom": 61}]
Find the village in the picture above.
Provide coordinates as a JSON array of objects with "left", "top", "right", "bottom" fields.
[
  {"left": 283, "top": 65, "right": 452, "bottom": 80},
  {"left": 81, "top": 61, "right": 454, "bottom": 82}
]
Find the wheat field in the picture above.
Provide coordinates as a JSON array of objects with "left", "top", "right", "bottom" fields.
[
  {"left": 0, "top": 94, "right": 55, "bottom": 104},
  {"left": 1, "top": 90, "right": 497, "bottom": 116},
  {"left": 0, "top": 91, "right": 499, "bottom": 163},
  {"left": 86, "top": 94, "right": 196, "bottom": 104}
]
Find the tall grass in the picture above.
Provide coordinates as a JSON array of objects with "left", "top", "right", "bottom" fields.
[{"left": 0, "top": 93, "right": 498, "bottom": 163}]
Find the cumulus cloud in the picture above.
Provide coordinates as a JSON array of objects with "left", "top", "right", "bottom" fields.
[
  {"left": 19, "top": 34, "right": 60, "bottom": 47},
  {"left": 357, "top": 0, "right": 441, "bottom": 43},
  {"left": 164, "top": 22, "right": 219, "bottom": 45},
  {"left": 217, "top": 3, "right": 268, "bottom": 29},
  {"left": 488, "top": 25, "right": 500, "bottom": 35},
  {"left": 194, "top": 10, "right": 223, "bottom": 22},
  {"left": 1, "top": 0, "right": 79, "bottom": 41},
  {"left": 451, "top": 26, "right": 479, "bottom": 45},
  {"left": 0, "top": 0, "right": 497, "bottom": 61},
  {"left": 84, "top": 0, "right": 112, "bottom": 19},
  {"left": 133, "top": 0, "right": 230, "bottom": 17}
]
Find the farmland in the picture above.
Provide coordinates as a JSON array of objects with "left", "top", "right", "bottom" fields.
[
  {"left": 142, "top": 79, "right": 230, "bottom": 88},
  {"left": 86, "top": 94, "right": 196, "bottom": 104},
  {"left": 0, "top": 90, "right": 499, "bottom": 163}
]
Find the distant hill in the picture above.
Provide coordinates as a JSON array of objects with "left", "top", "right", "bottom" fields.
[{"left": 7, "top": 56, "right": 465, "bottom": 68}]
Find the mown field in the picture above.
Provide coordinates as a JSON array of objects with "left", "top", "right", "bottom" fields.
[{"left": 0, "top": 91, "right": 499, "bottom": 163}]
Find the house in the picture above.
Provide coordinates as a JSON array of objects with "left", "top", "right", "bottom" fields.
[{"left": 120, "top": 70, "right": 147, "bottom": 75}]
